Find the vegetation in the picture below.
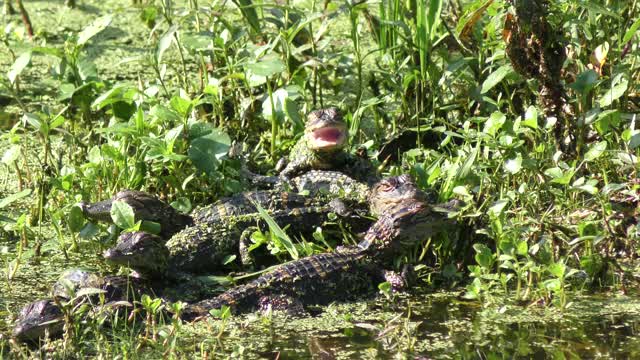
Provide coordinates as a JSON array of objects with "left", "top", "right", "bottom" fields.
[{"left": 1, "top": 0, "right": 639, "bottom": 357}]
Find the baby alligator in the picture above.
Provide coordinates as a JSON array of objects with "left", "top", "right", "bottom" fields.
[
  {"left": 81, "top": 171, "right": 371, "bottom": 239},
  {"left": 181, "top": 175, "right": 460, "bottom": 319},
  {"left": 245, "top": 107, "right": 378, "bottom": 186}
]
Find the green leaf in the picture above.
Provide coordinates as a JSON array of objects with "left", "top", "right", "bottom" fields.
[
  {"left": 473, "top": 243, "right": 494, "bottom": 269},
  {"left": 232, "top": 0, "right": 261, "bottom": 33},
  {"left": 246, "top": 56, "right": 286, "bottom": 78},
  {"left": 623, "top": 17, "right": 640, "bottom": 43},
  {"left": 584, "top": 141, "right": 607, "bottom": 162},
  {"left": 7, "top": 51, "right": 32, "bottom": 85},
  {"left": 598, "top": 76, "right": 628, "bottom": 108},
  {"left": 255, "top": 204, "right": 298, "bottom": 260},
  {"left": 481, "top": 64, "right": 513, "bottom": 94},
  {"left": 522, "top": 105, "right": 538, "bottom": 129},
  {"left": 2, "top": 145, "right": 21, "bottom": 165},
  {"left": 504, "top": 153, "right": 522, "bottom": 174},
  {"left": 483, "top": 111, "right": 506, "bottom": 136},
  {"left": 568, "top": 70, "right": 598, "bottom": 94},
  {"left": 68, "top": 205, "right": 86, "bottom": 232},
  {"left": 110, "top": 200, "right": 136, "bottom": 229},
  {"left": 157, "top": 25, "right": 178, "bottom": 64},
  {"left": 188, "top": 128, "right": 231, "bottom": 175},
  {"left": 488, "top": 199, "right": 508, "bottom": 217},
  {"left": 0, "top": 189, "right": 32, "bottom": 209},
  {"left": 77, "top": 15, "right": 113, "bottom": 46}
]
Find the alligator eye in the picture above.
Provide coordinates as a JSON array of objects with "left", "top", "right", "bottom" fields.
[
  {"left": 397, "top": 174, "right": 411, "bottom": 184},
  {"left": 379, "top": 178, "right": 397, "bottom": 192}
]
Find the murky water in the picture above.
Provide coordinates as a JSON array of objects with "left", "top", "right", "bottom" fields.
[{"left": 3, "top": 234, "right": 640, "bottom": 358}]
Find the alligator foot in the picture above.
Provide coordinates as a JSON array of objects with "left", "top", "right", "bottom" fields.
[
  {"left": 258, "top": 294, "right": 306, "bottom": 316},
  {"left": 383, "top": 264, "right": 416, "bottom": 292}
]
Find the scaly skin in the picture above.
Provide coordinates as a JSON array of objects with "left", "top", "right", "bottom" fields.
[
  {"left": 13, "top": 270, "right": 150, "bottom": 343},
  {"left": 181, "top": 176, "right": 459, "bottom": 319},
  {"left": 81, "top": 173, "right": 369, "bottom": 237},
  {"left": 103, "top": 201, "right": 369, "bottom": 277}
]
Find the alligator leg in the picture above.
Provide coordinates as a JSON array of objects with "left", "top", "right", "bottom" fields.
[
  {"left": 238, "top": 226, "right": 259, "bottom": 266},
  {"left": 257, "top": 294, "right": 306, "bottom": 316},
  {"left": 383, "top": 264, "right": 416, "bottom": 292}
]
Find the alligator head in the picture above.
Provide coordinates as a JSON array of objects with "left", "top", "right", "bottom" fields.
[
  {"left": 12, "top": 299, "right": 64, "bottom": 343},
  {"left": 103, "top": 231, "right": 169, "bottom": 276},
  {"left": 79, "top": 190, "right": 192, "bottom": 238},
  {"left": 367, "top": 174, "right": 428, "bottom": 216},
  {"left": 359, "top": 175, "right": 460, "bottom": 252},
  {"left": 304, "top": 107, "right": 348, "bottom": 152}
]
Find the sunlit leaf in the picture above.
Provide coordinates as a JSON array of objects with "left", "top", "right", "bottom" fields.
[
  {"left": 77, "top": 15, "right": 113, "bottom": 46},
  {"left": 7, "top": 51, "right": 32, "bottom": 85},
  {"left": 598, "top": 76, "right": 628, "bottom": 108},
  {"left": 481, "top": 64, "right": 513, "bottom": 94},
  {"left": 111, "top": 200, "right": 136, "bottom": 230},
  {"left": 584, "top": 141, "right": 607, "bottom": 162}
]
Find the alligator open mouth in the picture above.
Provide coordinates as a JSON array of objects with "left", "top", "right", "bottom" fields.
[{"left": 309, "top": 126, "right": 347, "bottom": 150}]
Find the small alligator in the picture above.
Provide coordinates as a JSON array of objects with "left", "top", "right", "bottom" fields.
[
  {"left": 245, "top": 108, "right": 378, "bottom": 186},
  {"left": 181, "top": 175, "right": 459, "bottom": 319},
  {"left": 13, "top": 269, "right": 149, "bottom": 343},
  {"left": 103, "top": 197, "right": 370, "bottom": 277},
  {"left": 81, "top": 171, "right": 371, "bottom": 238}
]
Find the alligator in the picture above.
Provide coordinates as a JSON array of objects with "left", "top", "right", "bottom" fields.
[
  {"left": 180, "top": 175, "right": 460, "bottom": 319},
  {"left": 244, "top": 107, "right": 379, "bottom": 187},
  {"left": 79, "top": 190, "right": 194, "bottom": 238},
  {"left": 12, "top": 269, "right": 150, "bottom": 343},
  {"left": 81, "top": 171, "right": 371, "bottom": 238},
  {"left": 103, "top": 198, "right": 371, "bottom": 277}
]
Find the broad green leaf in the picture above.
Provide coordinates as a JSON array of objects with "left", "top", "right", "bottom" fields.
[
  {"left": 568, "top": 69, "right": 598, "bottom": 94},
  {"left": 68, "top": 205, "right": 85, "bottom": 232},
  {"left": 110, "top": 200, "right": 136, "bottom": 229},
  {"left": 0, "top": 189, "right": 32, "bottom": 209},
  {"left": 548, "top": 262, "right": 566, "bottom": 279},
  {"left": 188, "top": 129, "right": 231, "bottom": 175},
  {"left": 232, "top": 0, "right": 261, "bottom": 33},
  {"left": 473, "top": 243, "right": 494, "bottom": 269},
  {"left": 2, "top": 145, "right": 20, "bottom": 165},
  {"left": 488, "top": 199, "right": 508, "bottom": 217},
  {"left": 598, "top": 77, "right": 628, "bottom": 108},
  {"left": 7, "top": 51, "right": 32, "bottom": 85},
  {"left": 504, "top": 153, "right": 522, "bottom": 174},
  {"left": 77, "top": 15, "right": 113, "bottom": 46},
  {"left": 578, "top": 0, "right": 622, "bottom": 19},
  {"left": 483, "top": 111, "right": 506, "bottom": 136},
  {"left": 246, "top": 56, "right": 286, "bottom": 78},
  {"left": 481, "top": 64, "right": 513, "bottom": 94},
  {"left": 522, "top": 105, "right": 538, "bottom": 129},
  {"left": 584, "top": 141, "right": 607, "bottom": 162}
]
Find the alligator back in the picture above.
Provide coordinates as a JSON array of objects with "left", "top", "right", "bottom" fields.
[
  {"left": 191, "top": 191, "right": 316, "bottom": 224},
  {"left": 183, "top": 248, "right": 379, "bottom": 317},
  {"left": 165, "top": 205, "right": 361, "bottom": 274}
]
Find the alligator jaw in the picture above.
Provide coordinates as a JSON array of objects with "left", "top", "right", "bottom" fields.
[{"left": 308, "top": 126, "right": 348, "bottom": 151}]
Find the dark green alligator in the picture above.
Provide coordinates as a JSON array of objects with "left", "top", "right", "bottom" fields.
[
  {"left": 103, "top": 198, "right": 370, "bottom": 277},
  {"left": 13, "top": 269, "right": 150, "bottom": 343},
  {"left": 181, "top": 175, "right": 460, "bottom": 319},
  {"left": 245, "top": 107, "right": 378, "bottom": 186},
  {"left": 81, "top": 171, "right": 371, "bottom": 238}
]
